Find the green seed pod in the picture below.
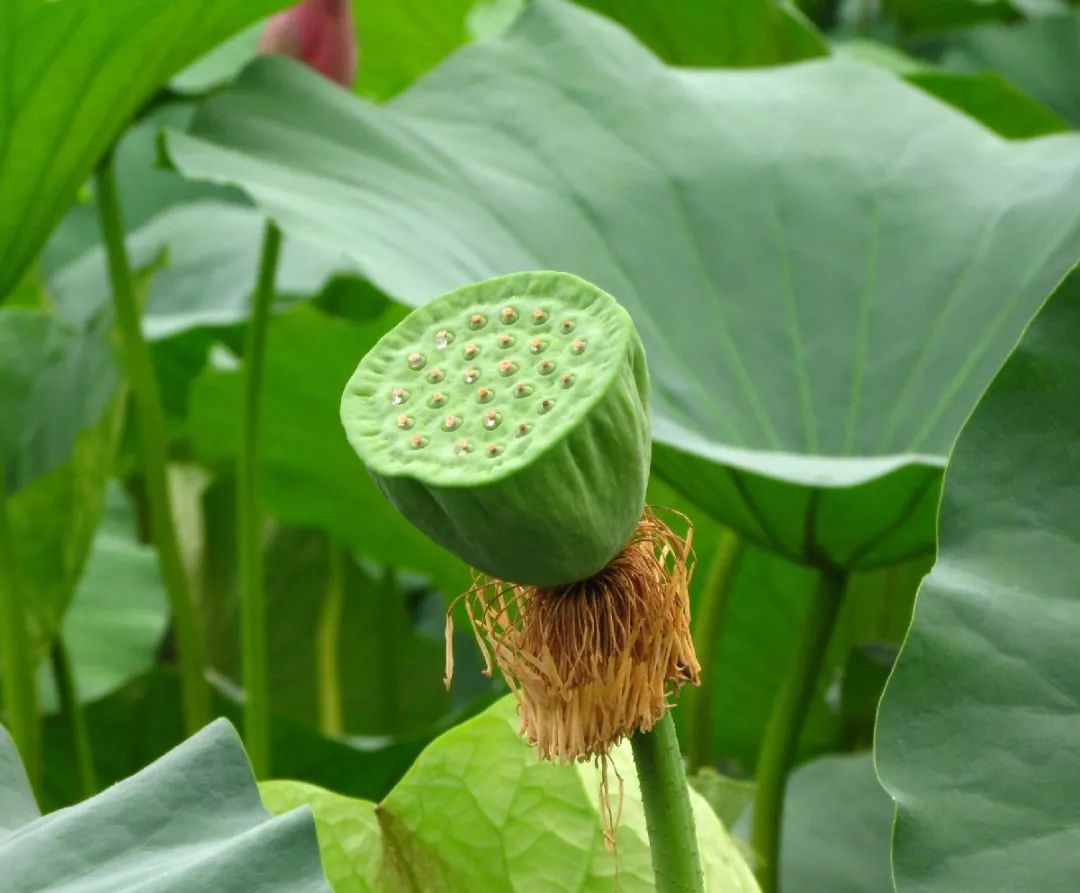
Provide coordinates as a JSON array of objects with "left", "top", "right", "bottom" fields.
[{"left": 341, "top": 271, "right": 650, "bottom": 587}]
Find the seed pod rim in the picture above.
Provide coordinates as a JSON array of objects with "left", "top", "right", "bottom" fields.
[{"left": 340, "top": 270, "right": 636, "bottom": 489}]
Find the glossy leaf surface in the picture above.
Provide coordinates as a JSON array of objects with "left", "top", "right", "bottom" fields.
[
  {"left": 877, "top": 275, "right": 1080, "bottom": 890},
  {"left": 169, "top": 0, "right": 1080, "bottom": 568}
]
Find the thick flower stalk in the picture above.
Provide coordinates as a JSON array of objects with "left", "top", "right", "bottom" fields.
[
  {"left": 258, "top": 0, "right": 357, "bottom": 86},
  {"left": 341, "top": 271, "right": 705, "bottom": 891}
]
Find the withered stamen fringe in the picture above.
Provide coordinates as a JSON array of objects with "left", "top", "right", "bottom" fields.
[{"left": 445, "top": 508, "right": 701, "bottom": 764}]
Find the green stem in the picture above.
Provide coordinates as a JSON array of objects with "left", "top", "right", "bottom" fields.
[
  {"left": 50, "top": 638, "right": 97, "bottom": 799},
  {"left": 682, "top": 528, "right": 744, "bottom": 769},
  {"left": 0, "top": 475, "right": 40, "bottom": 790},
  {"left": 750, "top": 566, "right": 847, "bottom": 893},
  {"left": 94, "top": 154, "right": 210, "bottom": 736},
  {"left": 630, "top": 713, "right": 705, "bottom": 893},
  {"left": 316, "top": 538, "right": 345, "bottom": 737},
  {"left": 237, "top": 220, "right": 282, "bottom": 778}
]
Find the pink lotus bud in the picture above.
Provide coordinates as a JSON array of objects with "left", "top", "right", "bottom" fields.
[{"left": 257, "top": 0, "right": 357, "bottom": 87}]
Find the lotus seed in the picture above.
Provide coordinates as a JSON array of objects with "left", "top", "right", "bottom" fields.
[
  {"left": 498, "top": 334, "right": 515, "bottom": 349},
  {"left": 514, "top": 383, "right": 534, "bottom": 399},
  {"left": 500, "top": 307, "right": 518, "bottom": 324},
  {"left": 407, "top": 352, "right": 426, "bottom": 370},
  {"left": 443, "top": 414, "right": 462, "bottom": 431},
  {"left": 571, "top": 339, "right": 586, "bottom": 355},
  {"left": 529, "top": 338, "right": 548, "bottom": 354},
  {"left": 429, "top": 391, "right": 447, "bottom": 408},
  {"left": 484, "top": 410, "right": 502, "bottom": 430},
  {"left": 532, "top": 308, "right": 548, "bottom": 324},
  {"left": 486, "top": 443, "right": 503, "bottom": 458},
  {"left": 409, "top": 435, "right": 428, "bottom": 449},
  {"left": 560, "top": 320, "right": 576, "bottom": 334},
  {"left": 427, "top": 368, "right": 445, "bottom": 384},
  {"left": 464, "top": 368, "right": 480, "bottom": 384},
  {"left": 396, "top": 414, "right": 414, "bottom": 429},
  {"left": 539, "top": 360, "right": 556, "bottom": 375},
  {"left": 463, "top": 342, "right": 480, "bottom": 360},
  {"left": 539, "top": 399, "right": 555, "bottom": 414},
  {"left": 455, "top": 439, "right": 473, "bottom": 455},
  {"left": 560, "top": 373, "right": 575, "bottom": 388},
  {"left": 516, "top": 422, "right": 532, "bottom": 437},
  {"left": 498, "top": 359, "right": 518, "bottom": 377},
  {"left": 391, "top": 387, "right": 409, "bottom": 405},
  {"left": 477, "top": 387, "right": 494, "bottom": 404},
  {"left": 435, "top": 329, "right": 454, "bottom": 349},
  {"left": 468, "top": 313, "right": 487, "bottom": 330}
]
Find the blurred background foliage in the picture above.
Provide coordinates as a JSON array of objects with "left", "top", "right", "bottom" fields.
[{"left": 2, "top": 0, "right": 1078, "bottom": 890}]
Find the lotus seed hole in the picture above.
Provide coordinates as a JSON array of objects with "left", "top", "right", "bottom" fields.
[
  {"left": 539, "top": 399, "right": 555, "bottom": 414},
  {"left": 435, "top": 329, "right": 454, "bottom": 349},
  {"left": 498, "top": 359, "right": 517, "bottom": 377},
  {"left": 477, "top": 387, "right": 494, "bottom": 404},
  {"left": 486, "top": 443, "right": 503, "bottom": 458},
  {"left": 396, "top": 414, "right": 414, "bottom": 429},
  {"left": 443, "top": 414, "right": 462, "bottom": 431},
  {"left": 427, "top": 368, "right": 445, "bottom": 384},
  {"left": 410, "top": 435, "right": 428, "bottom": 449},
  {"left": 455, "top": 439, "right": 473, "bottom": 456},
  {"left": 463, "top": 342, "right": 480, "bottom": 360},
  {"left": 560, "top": 320, "right": 575, "bottom": 334},
  {"left": 464, "top": 368, "right": 480, "bottom": 384},
  {"left": 428, "top": 391, "right": 447, "bottom": 408},
  {"left": 407, "top": 352, "right": 426, "bottom": 370},
  {"left": 391, "top": 387, "right": 409, "bottom": 405},
  {"left": 532, "top": 308, "right": 548, "bottom": 324},
  {"left": 560, "top": 373, "right": 575, "bottom": 389},
  {"left": 484, "top": 410, "right": 502, "bottom": 430},
  {"left": 528, "top": 338, "right": 547, "bottom": 354},
  {"left": 571, "top": 339, "right": 586, "bottom": 355},
  {"left": 497, "top": 334, "right": 515, "bottom": 349},
  {"left": 538, "top": 360, "right": 556, "bottom": 375},
  {"left": 514, "top": 383, "right": 533, "bottom": 399},
  {"left": 516, "top": 422, "right": 532, "bottom": 437},
  {"left": 500, "top": 307, "right": 518, "bottom": 324},
  {"left": 468, "top": 313, "right": 487, "bottom": 330}
]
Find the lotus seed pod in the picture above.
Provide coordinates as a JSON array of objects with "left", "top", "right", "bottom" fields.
[{"left": 340, "top": 271, "right": 650, "bottom": 587}]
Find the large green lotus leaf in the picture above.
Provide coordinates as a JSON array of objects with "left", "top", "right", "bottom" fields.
[
  {"left": 39, "top": 667, "right": 480, "bottom": 813},
  {"left": 939, "top": 10, "right": 1080, "bottom": 126},
  {"left": 0, "top": 0, "right": 290, "bottom": 301},
  {"left": 40, "top": 483, "right": 168, "bottom": 709},
  {"left": 875, "top": 279, "right": 1080, "bottom": 886},
  {"left": 261, "top": 781, "right": 382, "bottom": 893},
  {"left": 780, "top": 752, "right": 893, "bottom": 893},
  {"left": 0, "top": 717, "right": 329, "bottom": 891},
  {"left": 187, "top": 304, "right": 470, "bottom": 594},
  {"left": 834, "top": 38, "right": 1069, "bottom": 138},
  {"left": 261, "top": 696, "right": 759, "bottom": 892},
  {"left": 578, "top": 0, "right": 827, "bottom": 65},
  {"left": 168, "top": 0, "right": 1080, "bottom": 568},
  {"left": 0, "top": 307, "right": 118, "bottom": 494}
]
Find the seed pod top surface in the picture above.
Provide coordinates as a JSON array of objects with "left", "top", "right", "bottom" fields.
[{"left": 341, "top": 271, "right": 650, "bottom": 586}]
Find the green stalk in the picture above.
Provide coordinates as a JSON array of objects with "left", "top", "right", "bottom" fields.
[
  {"left": 94, "top": 154, "right": 210, "bottom": 735},
  {"left": 0, "top": 473, "right": 40, "bottom": 790},
  {"left": 50, "top": 638, "right": 97, "bottom": 799},
  {"left": 750, "top": 566, "right": 847, "bottom": 893},
  {"left": 237, "top": 220, "right": 282, "bottom": 778},
  {"left": 316, "top": 537, "right": 345, "bottom": 737},
  {"left": 681, "top": 528, "right": 743, "bottom": 769},
  {"left": 630, "top": 713, "right": 705, "bottom": 893}
]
